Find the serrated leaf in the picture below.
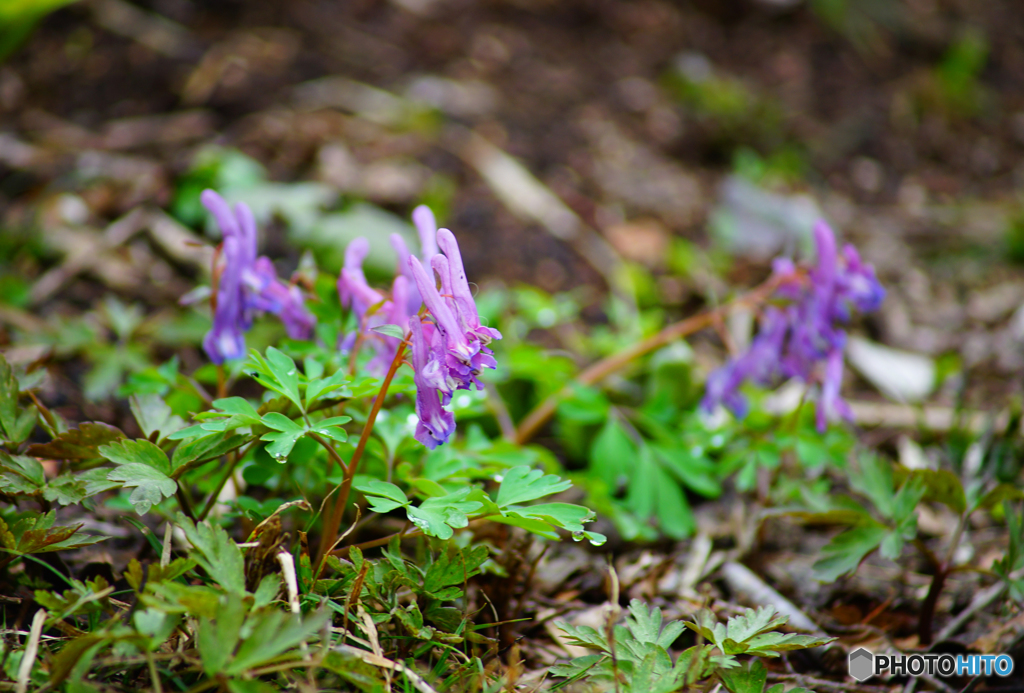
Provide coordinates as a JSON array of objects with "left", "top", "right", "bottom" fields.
[
  {"left": 99, "top": 439, "right": 170, "bottom": 475},
  {"left": 177, "top": 513, "right": 246, "bottom": 594},
  {"left": 107, "top": 464, "right": 176, "bottom": 515},
  {"left": 723, "top": 606, "right": 789, "bottom": 646},
  {"left": 130, "top": 393, "right": 185, "bottom": 440},
  {"left": 742, "top": 631, "right": 835, "bottom": 656},
  {"left": 0, "top": 453, "right": 45, "bottom": 488},
  {"left": 496, "top": 465, "right": 572, "bottom": 508},
  {"left": 198, "top": 593, "right": 246, "bottom": 675},
  {"left": 719, "top": 659, "right": 767, "bottom": 693},
  {"left": 423, "top": 545, "right": 489, "bottom": 596},
  {"left": 812, "top": 524, "right": 888, "bottom": 582},
  {"left": 26, "top": 422, "right": 125, "bottom": 461},
  {"left": 227, "top": 608, "right": 330, "bottom": 674}
]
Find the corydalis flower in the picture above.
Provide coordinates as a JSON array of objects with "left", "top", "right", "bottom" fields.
[
  {"left": 702, "top": 220, "right": 884, "bottom": 431},
  {"left": 200, "top": 190, "right": 315, "bottom": 364},
  {"left": 409, "top": 317, "right": 456, "bottom": 449},
  {"left": 406, "top": 227, "right": 501, "bottom": 448},
  {"left": 336, "top": 207, "right": 432, "bottom": 374}
]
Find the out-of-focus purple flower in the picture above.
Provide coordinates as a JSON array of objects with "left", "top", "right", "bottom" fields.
[
  {"left": 199, "top": 190, "right": 315, "bottom": 364},
  {"left": 702, "top": 220, "right": 884, "bottom": 431},
  {"left": 339, "top": 206, "right": 443, "bottom": 374}
]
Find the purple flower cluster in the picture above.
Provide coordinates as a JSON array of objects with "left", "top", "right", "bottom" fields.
[
  {"left": 337, "top": 205, "right": 441, "bottom": 374},
  {"left": 200, "top": 190, "right": 316, "bottom": 364},
  {"left": 702, "top": 220, "right": 884, "bottom": 431},
  {"left": 338, "top": 206, "right": 501, "bottom": 449}
]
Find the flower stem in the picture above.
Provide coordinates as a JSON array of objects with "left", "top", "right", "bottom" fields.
[
  {"left": 314, "top": 341, "right": 408, "bottom": 576},
  {"left": 514, "top": 274, "right": 785, "bottom": 444}
]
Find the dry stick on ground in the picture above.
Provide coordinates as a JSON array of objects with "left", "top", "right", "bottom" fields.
[
  {"left": 314, "top": 341, "right": 408, "bottom": 575},
  {"left": 514, "top": 273, "right": 786, "bottom": 444}
]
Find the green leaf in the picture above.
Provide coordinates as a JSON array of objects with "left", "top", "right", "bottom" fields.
[
  {"left": 510, "top": 502, "right": 594, "bottom": 534},
  {"left": 227, "top": 608, "right": 330, "bottom": 674},
  {"left": 812, "top": 524, "right": 888, "bottom": 581},
  {"left": 99, "top": 439, "right": 171, "bottom": 475},
  {"left": 171, "top": 432, "right": 249, "bottom": 474},
  {"left": 626, "top": 445, "right": 659, "bottom": 521},
  {"left": 723, "top": 606, "right": 789, "bottom": 646},
  {"left": 177, "top": 513, "right": 246, "bottom": 594},
  {"left": 355, "top": 480, "right": 410, "bottom": 513},
  {"left": 305, "top": 369, "right": 351, "bottom": 406},
  {"left": 653, "top": 445, "right": 721, "bottom": 498},
  {"left": 591, "top": 419, "right": 633, "bottom": 488},
  {"left": 0, "top": 352, "right": 19, "bottom": 440},
  {"left": 130, "top": 393, "right": 186, "bottom": 441},
  {"left": 199, "top": 397, "right": 262, "bottom": 432},
  {"left": 260, "top": 413, "right": 306, "bottom": 461},
  {"left": 0, "top": 453, "right": 45, "bottom": 490},
  {"left": 407, "top": 490, "right": 483, "bottom": 540},
  {"left": 309, "top": 415, "right": 351, "bottom": 444},
  {"left": 556, "top": 383, "right": 610, "bottom": 424},
  {"left": 626, "top": 600, "right": 685, "bottom": 649},
  {"left": 496, "top": 466, "right": 572, "bottom": 508},
  {"left": 742, "top": 631, "right": 835, "bottom": 656},
  {"left": 26, "top": 422, "right": 124, "bottom": 461},
  {"left": 976, "top": 483, "right": 1024, "bottom": 510},
  {"left": 370, "top": 323, "right": 405, "bottom": 340},
  {"left": 9, "top": 404, "right": 37, "bottom": 444},
  {"left": 248, "top": 348, "right": 304, "bottom": 412},
  {"left": 198, "top": 593, "right": 246, "bottom": 675},
  {"left": 490, "top": 514, "right": 560, "bottom": 540},
  {"left": 906, "top": 469, "right": 965, "bottom": 514},
  {"left": 106, "top": 464, "right": 177, "bottom": 515},
  {"left": 422, "top": 545, "right": 489, "bottom": 596},
  {"left": 719, "top": 659, "right": 767, "bottom": 693},
  {"left": 850, "top": 454, "right": 895, "bottom": 518}
]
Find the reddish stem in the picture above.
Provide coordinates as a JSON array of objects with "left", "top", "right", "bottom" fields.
[{"left": 314, "top": 341, "right": 408, "bottom": 576}]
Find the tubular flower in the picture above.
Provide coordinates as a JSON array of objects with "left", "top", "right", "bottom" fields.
[
  {"left": 390, "top": 205, "right": 440, "bottom": 315},
  {"left": 337, "top": 205, "right": 500, "bottom": 447},
  {"left": 199, "top": 190, "right": 315, "bottom": 364},
  {"left": 702, "top": 220, "right": 884, "bottom": 431},
  {"left": 338, "top": 237, "right": 416, "bottom": 374},
  {"left": 409, "top": 316, "right": 456, "bottom": 449}
]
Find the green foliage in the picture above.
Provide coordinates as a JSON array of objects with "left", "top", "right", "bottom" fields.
[
  {"left": 553, "top": 602, "right": 831, "bottom": 693},
  {"left": 0, "top": 0, "right": 79, "bottom": 63}
]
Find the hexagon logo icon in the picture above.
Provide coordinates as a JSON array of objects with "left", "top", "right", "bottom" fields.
[{"left": 849, "top": 648, "right": 874, "bottom": 681}]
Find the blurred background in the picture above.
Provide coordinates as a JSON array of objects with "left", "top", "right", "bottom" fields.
[{"left": 1, "top": 0, "right": 1023, "bottom": 419}]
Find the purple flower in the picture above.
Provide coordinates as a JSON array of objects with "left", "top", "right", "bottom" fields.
[
  {"left": 702, "top": 220, "right": 884, "bottom": 431},
  {"left": 199, "top": 190, "right": 315, "bottom": 364},
  {"left": 409, "top": 316, "right": 456, "bottom": 449},
  {"left": 390, "top": 205, "right": 440, "bottom": 315},
  {"left": 337, "top": 206, "right": 500, "bottom": 447}
]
